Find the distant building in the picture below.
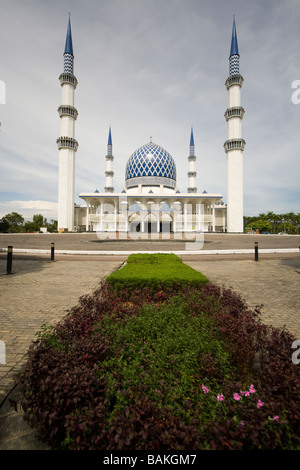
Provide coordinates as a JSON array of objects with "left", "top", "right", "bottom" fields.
[{"left": 57, "top": 17, "right": 245, "bottom": 234}]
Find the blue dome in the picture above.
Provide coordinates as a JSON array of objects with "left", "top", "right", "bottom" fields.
[{"left": 125, "top": 142, "right": 176, "bottom": 187}]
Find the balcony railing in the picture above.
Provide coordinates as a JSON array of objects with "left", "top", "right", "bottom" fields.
[
  {"left": 224, "top": 106, "right": 245, "bottom": 121},
  {"left": 59, "top": 73, "right": 78, "bottom": 88},
  {"left": 56, "top": 136, "right": 79, "bottom": 151},
  {"left": 225, "top": 74, "right": 244, "bottom": 89},
  {"left": 223, "top": 138, "right": 246, "bottom": 153},
  {"left": 57, "top": 105, "right": 78, "bottom": 119}
]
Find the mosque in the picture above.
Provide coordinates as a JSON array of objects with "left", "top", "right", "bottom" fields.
[{"left": 57, "top": 17, "right": 245, "bottom": 234}]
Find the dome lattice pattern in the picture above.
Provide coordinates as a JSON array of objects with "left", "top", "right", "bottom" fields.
[{"left": 125, "top": 142, "right": 176, "bottom": 182}]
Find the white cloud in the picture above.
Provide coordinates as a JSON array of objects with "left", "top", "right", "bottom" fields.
[
  {"left": 0, "top": 0, "right": 299, "bottom": 220},
  {"left": 0, "top": 201, "right": 58, "bottom": 221}
]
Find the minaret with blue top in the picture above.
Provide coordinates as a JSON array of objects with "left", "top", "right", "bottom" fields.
[
  {"left": 57, "top": 17, "right": 79, "bottom": 232},
  {"left": 187, "top": 127, "right": 197, "bottom": 193},
  {"left": 105, "top": 126, "right": 114, "bottom": 192},
  {"left": 224, "top": 17, "right": 245, "bottom": 233},
  {"left": 229, "top": 17, "right": 240, "bottom": 75},
  {"left": 63, "top": 18, "right": 74, "bottom": 73}
]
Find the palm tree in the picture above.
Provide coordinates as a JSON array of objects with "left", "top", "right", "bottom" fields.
[{"left": 266, "top": 211, "right": 276, "bottom": 233}]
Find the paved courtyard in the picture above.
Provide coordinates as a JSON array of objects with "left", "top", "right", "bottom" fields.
[
  {"left": 1, "top": 231, "right": 300, "bottom": 253},
  {"left": 0, "top": 256, "right": 127, "bottom": 402},
  {"left": 0, "top": 233, "right": 299, "bottom": 449},
  {"left": 182, "top": 257, "right": 300, "bottom": 339}
]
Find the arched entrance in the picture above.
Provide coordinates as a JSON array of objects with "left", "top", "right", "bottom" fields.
[
  {"left": 160, "top": 212, "right": 172, "bottom": 235},
  {"left": 144, "top": 212, "right": 159, "bottom": 233}
]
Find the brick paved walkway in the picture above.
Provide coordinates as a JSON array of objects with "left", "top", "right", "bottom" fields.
[
  {"left": 183, "top": 258, "right": 300, "bottom": 339},
  {"left": 0, "top": 257, "right": 126, "bottom": 402},
  {"left": 0, "top": 256, "right": 126, "bottom": 449}
]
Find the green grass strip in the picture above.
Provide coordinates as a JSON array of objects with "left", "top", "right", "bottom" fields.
[{"left": 106, "top": 253, "right": 209, "bottom": 292}]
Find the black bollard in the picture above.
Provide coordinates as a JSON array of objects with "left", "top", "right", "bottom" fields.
[
  {"left": 254, "top": 242, "right": 258, "bottom": 261},
  {"left": 7, "top": 246, "right": 13, "bottom": 274},
  {"left": 51, "top": 242, "right": 55, "bottom": 261}
]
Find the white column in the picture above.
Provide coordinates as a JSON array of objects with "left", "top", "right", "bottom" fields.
[
  {"left": 197, "top": 203, "right": 201, "bottom": 231},
  {"left": 114, "top": 202, "right": 117, "bottom": 231},
  {"left": 86, "top": 203, "right": 89, "bottom": 232},
  {"left": 99, "top": 202, "right": 103, "bottom": 231},
  {"left": 212, "top": 205, "right": 216, "bottom": 232}
]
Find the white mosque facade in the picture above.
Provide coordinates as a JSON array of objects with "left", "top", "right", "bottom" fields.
[{"left": 57, "top": 18, "right": 245, "bottom": 234}]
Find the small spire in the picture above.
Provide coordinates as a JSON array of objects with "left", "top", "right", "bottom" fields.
[
  {"left": 108, "top": 126, "right": 112, "bottom": 146},
  {"left": 64, "top": 16, "right": 73, "bottom": 56},
  {"left": 188, "top": 126, "right": 197, "bottom": 193},
  {"left": 229, "top": 16, "right": 240, "bottom": 76},
  {"left": 230, "top": 16, "right": 239, "bottom": 57},
  {"left": 107, "top": 126, "right": 112, "bottom": 156},
  {"left": 63, "top": 17, "right": 74, "bottom": 74},
  {"left": 190, "top": 127, "right": 194, "bottom": 147}
]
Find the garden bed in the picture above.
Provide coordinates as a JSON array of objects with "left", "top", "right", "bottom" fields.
[
  {"left": 105, "top": 253, "right": 209, "bottom": 295},
  {"left": 18, "top": 255, "right": 300, "bottom": 450}
]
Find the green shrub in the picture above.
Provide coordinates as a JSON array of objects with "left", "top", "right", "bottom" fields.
[
  {"left": 106, "top": 253, "right": 208, "bottom": 294},
  {"left": 95, "top": 295, "right": 233, "bottom": 423}
]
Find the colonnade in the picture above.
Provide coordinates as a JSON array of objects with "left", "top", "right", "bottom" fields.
[{"left": 79, "top": 196, "right": 226, "bottom": 233}]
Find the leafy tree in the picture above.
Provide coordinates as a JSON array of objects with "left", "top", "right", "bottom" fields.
[
  {"left": 24, "top": 214, "right": 56, "bottom": 232},
  {"left": 33, "top": 214, "right": 46, "bottom": 227},
  {"left": 244, "top": 211, "right": 300, "bottom": 234},
  {"left": 0, "top": 218, "right": 10, "bottom": 232},
  {"left": 279, "top": 220, "right": 297, "bottom": 234},
  {"left": 46, "top": 219, "right": 57, "bottom": 233},
  {"left": 265, "top": 211, "right": 281, "bottom": 233},
  {"left": 2, "top": 212, "right": 24, "bottom": 232},
  {"left": 249, "top": 219, "right": 272, "bottom": 233},
  {"left": 24, "top": 221, "right": 39, "bottom": 232}
]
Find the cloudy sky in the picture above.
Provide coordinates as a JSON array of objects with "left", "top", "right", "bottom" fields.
[{"left": 0, "top": 0, "right": 299, "bottom": 221}]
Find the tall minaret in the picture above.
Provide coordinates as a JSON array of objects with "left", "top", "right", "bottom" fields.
[
  {"left": 57, "top": 17, "right": 79, "bottom": 232},
  {"left": 105, "top": 126, "right": 114, "bottom": 192},
  {"left": 187, "top": 127, "right": 197, "bottom": 193},
  {"left": 224, "top": 17, "right": 245, "bottom": 233}
]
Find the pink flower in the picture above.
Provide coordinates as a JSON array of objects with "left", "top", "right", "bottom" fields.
[
  {"left": 272, "top": 415, "right": 279, "bottom": 421},
  {"left": 240, "top": 421, "right": 245, "bottom": 426},
  {"left": 202, "top": 384, "right": 209, "bottom": 394},
  {"left": 233, "top": 393, "right": 241, "bottom": 401},
  {"left": 257, "top": 400, "right": 264, "bottom": 408},
  {"left": 217, "top": 394, "right": 224, "bottom": 401},
  {"left": 249, "top": 384, "right": 256, "bottom": 394}
]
